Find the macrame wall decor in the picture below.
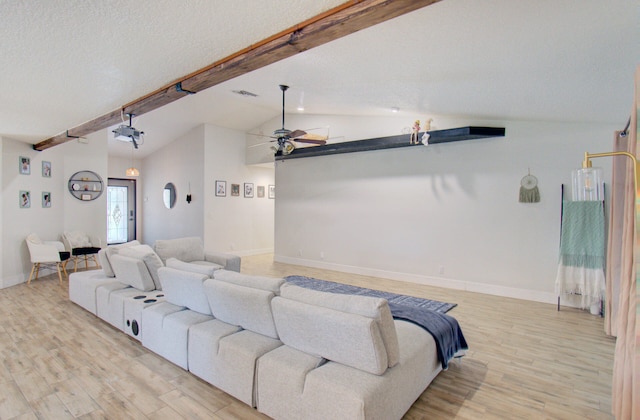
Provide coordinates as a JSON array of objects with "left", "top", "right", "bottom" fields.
[{"left": 519, "top": 169, "right": 540, "bottom": 203}]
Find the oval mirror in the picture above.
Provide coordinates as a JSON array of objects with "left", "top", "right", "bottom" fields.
[{"left": 163, "top": 182, "right": 176, "bottom": 209}]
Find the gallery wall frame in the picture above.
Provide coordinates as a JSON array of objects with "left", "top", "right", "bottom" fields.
[
  {"left": 42, "top": 192, "right": 51, "bottom": 208},
  {"left": 19, "top": 156, "right": 30, "bottom": 175},
  {"left": 231, "top": 184, "right": 240, "bottom": 196},
  {"left": 42, "top": 161, "right": 51, "bottom": 177},
  {"left": 244, "top": 183, "right": 254, "bottom": 198},
  {"left": 20, "top": 190, "right": 30, "bottom": 208},
  {"left": 268, "top": 184, "right": 275, "bottom": 199},
  {"left": 257, "top": 185, "right": 265, "bottom": 198},
  {"left": 215, "top": 180, "right": 226, "bottom": 197}
]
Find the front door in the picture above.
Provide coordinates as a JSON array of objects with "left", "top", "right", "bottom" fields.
[{"left": 107, "top": 178, "right": 136, "bottom": 244}]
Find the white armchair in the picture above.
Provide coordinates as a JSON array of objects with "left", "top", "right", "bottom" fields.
[
  {"left": 25, "top": 233, "right": 70, "bottom": 285},
  {"left": 62, "top": 231, "right": 102, "bottom": 272}
]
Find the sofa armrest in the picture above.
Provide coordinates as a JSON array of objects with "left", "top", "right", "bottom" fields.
[{"left": 205, "top": 252, "right": 241, "bottom": 272}]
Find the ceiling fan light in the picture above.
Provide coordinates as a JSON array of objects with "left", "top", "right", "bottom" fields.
[{"left": 126, "top": 167, "right": 140, "bottom": 177}]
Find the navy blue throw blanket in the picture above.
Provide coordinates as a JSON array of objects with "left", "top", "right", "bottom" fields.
[{"left": 284, "top": 275, "right": 468, "bottom": 369}]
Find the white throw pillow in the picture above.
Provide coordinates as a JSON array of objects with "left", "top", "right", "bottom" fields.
[
  {"left": 100, "top": 240, "right": 141, "bottom": 278},
  {"left": 65, "top": 231, "right": 91, "bottom": 248},
  {"left": 117, "top": 244, "right": 164, "bottom": 290}
]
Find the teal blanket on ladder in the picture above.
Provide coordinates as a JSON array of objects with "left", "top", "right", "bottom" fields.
[{"left": 559, "top": 201, "right": 605, "bottom": 270}]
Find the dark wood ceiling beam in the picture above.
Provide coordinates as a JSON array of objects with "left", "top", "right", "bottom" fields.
[{"left": 34, "top": 0, "right": 441, "bottom": 151}]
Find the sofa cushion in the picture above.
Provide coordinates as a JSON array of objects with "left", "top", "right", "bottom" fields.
[
  {"left": 203, "top": 279, "right": 278, "bottom": 339},
  {"left": 213, "top": 269, "right": 283, "bottom": 294},
  {"left": 166, "top": 257, "right": 222, "bottom": 277},
  {"left": 117, "top": 244, "right": 164, "bottom": 289},
  {"left": 280, "top": 283, "right": 400, "bottom": 368},
  {"left": 99, "top": 240, "right": 140, "bottom": 277},
  {"left": 158, "top": 267, "right": 211, "bottom": 315},
  {"left": 109, "top": 254, "right": 156, "bottom": 291},
  {"left": 154, "top": 237, "right": 204, "bottom": 264},
  {"left": 271, "top": 296, "right": 388, "bottom": 375}
]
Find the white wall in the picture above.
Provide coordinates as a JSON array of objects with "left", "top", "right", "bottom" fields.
[
  {"left": 141, "top": 125, "right": 205, "bottom": 246},
  {"left": 273, "top": 116, "right": 616, "bottom": 304},
  {"left": 1, "top": 132, "right": 107, "bottom": 288},
  {"left": 204, "top": 125, "right": 274, "bottom": 255},
  {"left": 141, "top": 123, "right": 274, "bottom": 255}
]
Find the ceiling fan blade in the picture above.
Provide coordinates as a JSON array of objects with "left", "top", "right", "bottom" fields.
[
  {"left": 288, "top": 129, "right": 307, "bottom": 138},
  {"left": 293, "top": 138, "right": 327, "bottom": 145}
]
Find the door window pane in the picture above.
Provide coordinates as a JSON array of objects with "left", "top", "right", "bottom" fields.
[{"left": 107, "top": 186, "right": 128, "bottom": 244}]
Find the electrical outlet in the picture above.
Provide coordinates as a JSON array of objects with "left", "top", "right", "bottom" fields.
[{"left": 439, "top": 265, "right": 445, "bottom": 275}]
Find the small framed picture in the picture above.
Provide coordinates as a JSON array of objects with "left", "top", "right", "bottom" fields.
[
  {"left": 268, "top": 184, "right": 275, "bottom": 199},
  {"left": 19, "top": 190, "right": 30, "bottom": 208},
  {"left": 231, "top": 184, "right": 240, "bottom": 197},
  {"left": 244, "top": 183, "right": 254, "bottom": 198},
  {"left": 81, "top": 194, "right": 92, "bottom": 201},
  {"left": 257, "top": 185, "right": 265, "bottom": 198},
  {"left": 19, "top": 156, "right": 30, "bottom": 175},
  {"left": 42, "top": 192, "right": 51, "bottom": 208},
  {"left": 215, "top": 180, "right": 226, "bottom": 197},
  {"left": 42, "top": 161, "right": 51, "bottom": 177}
]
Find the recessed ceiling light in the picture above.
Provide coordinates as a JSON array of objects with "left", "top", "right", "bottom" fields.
[
  {"left": 232, "top": 89, "right": 258, "bottom": 97},
  {"left": 391, "top": 107, "right": 400, "bottom": 113}
]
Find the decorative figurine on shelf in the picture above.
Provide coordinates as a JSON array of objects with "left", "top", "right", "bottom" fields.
[
  {"left": 409, "top": 120, "right": 420, "bottom": 144},
  {"left": 421, "top": 118, "right": 434, "bottom": 145}
]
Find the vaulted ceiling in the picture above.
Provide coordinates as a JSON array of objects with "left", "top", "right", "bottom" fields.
[{"left": 1, "top": 0, "right": 638, "bottom": 158}]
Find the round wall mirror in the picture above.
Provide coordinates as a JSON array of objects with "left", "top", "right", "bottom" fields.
[{"left": 163, "top": 183, "right": 176, "bottom": 209}]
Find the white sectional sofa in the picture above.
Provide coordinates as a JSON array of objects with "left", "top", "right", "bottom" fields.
[{"left": 69, "top": 239, "right": 445, "bottom": 419}]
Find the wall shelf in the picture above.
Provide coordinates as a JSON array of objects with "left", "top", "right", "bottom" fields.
[
  {"left": 68, "top": 170, "right": 104, "bottom": 201},
  {"left": 276, "top": 126, "right": 505, "bottom": 160}
]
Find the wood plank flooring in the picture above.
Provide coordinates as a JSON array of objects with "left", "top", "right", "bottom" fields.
[{"left": 0, "top": 254, "right": 615, "bottom": 419}]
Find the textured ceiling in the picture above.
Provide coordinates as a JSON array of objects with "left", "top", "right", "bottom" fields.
[{"left": 1, "top": 0, "right": 638, "bottom": 158}]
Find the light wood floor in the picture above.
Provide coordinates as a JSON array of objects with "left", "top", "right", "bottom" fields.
[{"left": 0, "top": 254, "right": 614, "bottom": 419}]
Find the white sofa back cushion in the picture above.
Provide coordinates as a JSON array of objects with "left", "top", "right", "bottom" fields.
[
  {"left": 271, "top": 297, "right": 388, "bottom": 375},
  {"left": 203, "top": 279, "right": 279, "bottom": 339},
  {"left": 158, "top": 267, "right": 212, "bottom": 315},
  {"left": 166, "top": 257, "right": 221, "bottom": 277},
  {"left": 117, "top": 244, "right": 164, "bottom": 290},
  {"left": 279, "top": 283, "right": 400, "bottom": 367},
  {"left": 109, "top": 254, "right": 156, "bottom": 291},
  {"left": 213, "top": 269, "right": 284, "bottom": 294},
  {"left": 154, "top": 236, "right": 204, "bottom": 264},
  {"left": 99, "top": 240, "right": 140, "bottom": 277}
]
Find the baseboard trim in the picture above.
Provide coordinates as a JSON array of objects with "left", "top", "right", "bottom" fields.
[{"left": 274, "top": 255, "right": 566, "bottom": 306}]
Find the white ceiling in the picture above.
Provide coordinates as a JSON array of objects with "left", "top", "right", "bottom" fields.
[{"left": 1, "top": 0, "right": 638, "bottom": 158}]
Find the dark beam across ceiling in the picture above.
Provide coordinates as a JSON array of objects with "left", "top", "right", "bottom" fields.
[{"left": 34, "top": 0, "right": 441, "bottom": 151}]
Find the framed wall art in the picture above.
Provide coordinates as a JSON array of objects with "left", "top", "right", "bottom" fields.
[
  {"left": 19, "top": 156, "right": 30, "bottom": 175},
  {"left": 20, "top": 190, "right": 30, "bottom": 208},
  {"left": 215, "top": 180, "right": 226, "bottom": 197},
  {"left": 231, "top": 184, "right": 240, "bottom": 196},
  {"left": 42, "top": 192, "right": 51, "bottom": 208},
  {"left": 268, "top": 184, "right": 275, "bottom": 199},
  {"left": 244, "top": 183, "right": 254, "bottom": 198},
  {"left": 42, "top": 161, "right": 51, "bottom": 177},
  {"left": 257, "top": 185, "right": 265, "bottom": 198}
]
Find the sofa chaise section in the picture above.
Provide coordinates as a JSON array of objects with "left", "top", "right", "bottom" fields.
[{"left": 256, "top": 284, "right": 442, "bottom": 420}]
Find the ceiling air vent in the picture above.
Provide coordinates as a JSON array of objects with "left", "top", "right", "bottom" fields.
[{"left": 232, "top": 89, "right": 258, "bottom": 97}]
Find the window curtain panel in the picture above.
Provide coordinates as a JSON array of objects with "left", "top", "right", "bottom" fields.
[
  {"left": 611, "top": 65, "right": 639, "bottom": 420},
  {"left": 605, "top": 130, "right": 635, "bottom": 337}
]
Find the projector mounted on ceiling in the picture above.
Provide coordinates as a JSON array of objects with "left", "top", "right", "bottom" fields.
[{"left": 113, "top": 113, "right": 144, "bottom": 148}]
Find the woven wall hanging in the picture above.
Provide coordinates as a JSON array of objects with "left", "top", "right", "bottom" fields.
[{"left": 519, "top": 170, "right": 540, "bottom": 203}]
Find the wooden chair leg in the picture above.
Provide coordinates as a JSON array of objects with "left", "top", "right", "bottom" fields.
[
  {"left": 34, "top": 263, "right": 41, "bottom": 280},
  {"left": 92, "top": 254, "right": 100, "bottom": 269},
  {"left": 73, "top": 256, "right": 78, "bottom": 272},
  {"left": 61, "top": 262, "right": 68, "bottom": 278},
  {"left": 27, "top": 263, "right": 37, "bottom": 285},
  {"left": 56, "top": 263, "right": 63, "bottom": 285},
  {"left": 84, "top": 255, "right": 89, "bottom": 269}
]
